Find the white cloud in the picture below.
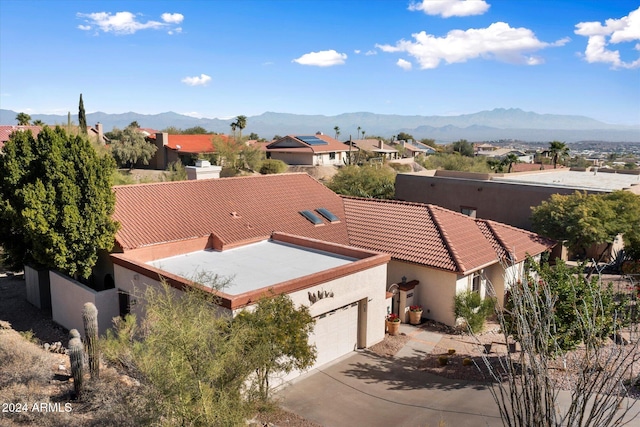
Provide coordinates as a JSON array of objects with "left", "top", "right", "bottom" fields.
[
  {"left": 181, "top": 74, "right": 212, "bottom": 86},
  {"left": 376, "top": 22, "right": 565, "bottom": 69},
  {"left": 292, "top": 50, "right": 347, "bottom": 67},
  {"left": 409, "top": 0, "right": 490, "bottom": 18},
  {"left": 182, "top": 111, "right": 203, "bottom": 118},
  {"left": 77, "top": 11, "right": 183, "bottom": 35},
  {"left": 365, "top": 50, "right": 377, "bottom": 56},
  {"left": 354, "top": 49, "right": 361, "bottom": 54},
  {"left": 574, "top": 7, "right": 640, "bottom": 69},
  {"left": 161, "top": 13, "right": 184, "bottom": 24},
  {"left": 397, "top": 58, "right": 412, "bottom": 70}
]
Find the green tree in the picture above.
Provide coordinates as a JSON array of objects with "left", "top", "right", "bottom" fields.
[
  {"left": 78, "top": 93, "right": 87, "bottom": 135},
  {"left": 488, "top": 257, "right": 638, "bottom": 427},
  {"left": 420, "top": 138, "right": 437, "bottom": 148},
  {"left": 334, "top": 126, "right": 340, "bottom": 139},
  {"left": 32, "top": 119, "right": 44, "bottom": 126},
  {"left": 327, "top": 165, "right": 396, "bottom": 199},
  {"left": 451, "top": 139, "right": 474, "bottom": 157},
  {"left": 0, "top": 126, "right": 118, "bottom": 278},
  {"left": 396, "top": 132, "right": 414, "bottom": 141},
  {"left": 548, "top": 140, "right": 569, "bottom": 168},
  {"left": 106, "top": 281, "right": 254, "bottom": 426},
  {"left": 15, "top": 112, "right": 31, "bottom": 125},
  {"left": 128, "top": 121, "right": 140, "bottom": 129},
  {"left": 236, "top": 294, "right": 316, "bottom": 400},
  {"left": 161, "top": 126, "right": 182, "bottom": 134},
  {"left": 417, "top": 152, "right": 492, "bottom": 173},
  {"left": 501, "top": 153, "right": 520, "bottom": 173},
  {"left": 109, "top": 126, "right": 158, "bottom": 169},
  {"left": 531, "top": 191, "right": 640, "bottom": 262},
  {"left": 453, "top": 290, "right": 495, "bottom": 333},
  {"left": 183, "top": 126, "right": 209, "bottom": 134}
]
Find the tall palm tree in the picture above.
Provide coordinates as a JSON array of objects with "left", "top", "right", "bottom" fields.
[
  {"left": 357, "top": 126, "right": 361, "bottom": 140},
  {"left": 334, "top": 126, "right": 340, "bottom": 139},
  {"left": 16, "top": 112, "right": 31, "bottom": 125},
  {"left": 234, "top": 115, "right": 247, "bottom": 141},
  {"left": 32, "top": 119, "right": 45, "bottom": 126},
  {"left": 361, "top": 129, "right": 366, "bottom": 139},
  {"left": 230, "top": 122, "right": 238, "bottom": 139},
  {"left": 548, "top": 141, "right": 569, "bottom": 168}
]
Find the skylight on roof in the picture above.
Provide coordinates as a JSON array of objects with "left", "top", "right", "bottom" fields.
[
  {"left": 316, "top": 208, "right": 339, "bottom": 222},
  {"left": 298, "top": 135, "right": 328, "bottom": 146},
  {"left": 300, "top": 210, "right": 323, "bottom": 225}
]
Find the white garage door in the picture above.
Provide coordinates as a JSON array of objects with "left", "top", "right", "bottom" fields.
[{"left": 310, "top": 301, "right": 359, "bottom": 369}]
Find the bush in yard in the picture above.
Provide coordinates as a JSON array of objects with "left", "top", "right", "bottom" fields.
[
  {"left": 453, "top": 290, "right": 495, "bottom": 333},
  {"left": 259, "top": 159, "right": 287, "bottom": 174}
]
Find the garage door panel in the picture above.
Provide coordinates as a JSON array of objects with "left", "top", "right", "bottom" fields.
[{"left": 310, "top": 301, "right": 359, "bottom": 368}]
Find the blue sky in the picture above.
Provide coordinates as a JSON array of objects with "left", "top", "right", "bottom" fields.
[{"left": 1, "top": 0, "right": 639, "bottom": 125}]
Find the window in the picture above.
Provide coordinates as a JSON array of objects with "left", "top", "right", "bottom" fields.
[
  {"left": 299, "top": 210, "right": 323, "bottom": 225},
  {"left": 118, "top": 291, "right": 131, "bottom": 317},
  {"left": 316, "top": 207, "right": 339, "bottom": 222},
  {"left": 329, "top": 152, "right": 336, "bottom": 160},
  {"left": 460, "top": 206, "right": 477, "bottom": 218},
  {"left": 472, "top": 272, "right": 482, "bottom": 294}
]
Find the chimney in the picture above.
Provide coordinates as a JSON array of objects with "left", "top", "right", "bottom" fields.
[
  {"left": 378, "top": 140, "right": 384, "bottom": 149},
  {"left": 95, "top": 123, "right": 103, "bottom": 142}
]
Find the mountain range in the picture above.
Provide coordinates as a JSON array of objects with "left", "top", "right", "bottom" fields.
[{"left": 1, "top": 108, "right": 638, "bottom": 143}]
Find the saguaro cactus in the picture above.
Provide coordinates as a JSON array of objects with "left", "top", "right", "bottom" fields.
[
  {"left": 82, "top": 302, "right": 100, "bottom": 379},
  {"left": 68, "top": 329, "right": 84, "bottom": 399}
]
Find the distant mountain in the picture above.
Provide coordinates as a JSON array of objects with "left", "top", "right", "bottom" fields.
[{"left": 1, "top": 108, "right": 638, "bottom": 143}]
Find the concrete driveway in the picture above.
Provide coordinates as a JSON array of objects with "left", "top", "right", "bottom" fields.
[{"left": 276, "top": 325, "right": 503, "bottom": 427}]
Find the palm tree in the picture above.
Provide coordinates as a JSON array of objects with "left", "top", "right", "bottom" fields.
[
  {"left": 230, "top": 122, "right": 237, "bottom": 139},
  {"left": 502, "top": 153, "right": 520, "bottom": 173},
  {"left": 334, "top": 126, "right": 340, "bottom": 139},
  {"left": 357, "top": 126, "right": 361, "bottom": 140},
  {"left": 548, "top": 141, "right": 569, "bottom": 168},
  {"left": 234, "top": 115, "right": 247, "bottom": 141},
  {"left": 361, "top": 129, "right": 366, "bottom": 139},
  {"left": 32, "top": 119, "right": 45, "bottom": 126},
  {"left": 16, "top": 112, "right": 31, "bottom": 125}
]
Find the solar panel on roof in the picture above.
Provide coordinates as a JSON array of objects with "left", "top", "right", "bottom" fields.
[
  {"left": 297, "top": 135, "right": 328, "bottom": 146},
  {"left": 299, "top": 210, "right": 324, "bottom": 225},
  {"left": 316, "top": 208, "right": 339, "bottom": 222}
]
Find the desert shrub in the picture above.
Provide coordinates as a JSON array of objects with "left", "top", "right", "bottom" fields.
[
  {"left": 462, "top": 357, "right": 473, "bottom": 366},
  {"left": 0, "top": 330, "right": 52, "bottom": 388},
  {"left": 260, "top": 159, "right": 287, "bottom": 174},
  {"left": 438, "top": 355, "right": 449, "bottom": 366},
  {"left": 453, "top": 290, "right": 495, "bottom": 334},
  {"left": 388, "top": 162, "right": 412, "bottom": 173},
  {"left": 220, "top": 166, "right": 240, "bottom": 177},
  {"left": 164, "top": 160, "right": 187, "bottom": 181}
]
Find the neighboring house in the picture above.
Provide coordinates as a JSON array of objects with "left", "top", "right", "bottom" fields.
[
  {"left": 0, "top": 125, "right": 42, "bottom": 152},
  {"left": 266, "top": 133, "right": 350, "bottom": 166},
  {"left": 395, "top": 168, "right": 640, "bottom": 260},
  {"left": 348, "top": 139, "right": 399, "bottom": 160},
  {"left": 476, "top": 148, "right": 533, "bottom": 164},
  {"left": 475, "top": 143, "right": 499, "bottom": 155},
  {"left": 391, "top": 139, "right": 436, "bottom": 157},
  {"left": 147, "top": 133, "right": 225, "bottom": 169},
  {"left": 88, "top": 123, "right": 108, "bottom": 144},
  {"left": 342, "top": 197, "right": 554, "bottom": 326}
]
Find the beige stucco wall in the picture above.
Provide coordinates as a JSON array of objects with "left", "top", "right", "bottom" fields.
[
  {"left": 387, "top": 260, "right": 459, "bottom": 326},
  {"left": 50, "top": 270, "right": 119, "bottom": 338}
]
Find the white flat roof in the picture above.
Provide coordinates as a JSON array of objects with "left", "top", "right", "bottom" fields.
[
  {"left": 494, "top": 170, "right": 640, "bottom": 192},
  {"left": 147, "top": 240, "right": 357, "bottom": 295}
]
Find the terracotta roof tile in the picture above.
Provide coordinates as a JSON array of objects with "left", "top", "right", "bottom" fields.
[
  {"left": 343, "top": 197, "right": 549, "bottom": 274},
  {"left": 0, "top": 126, "right": 42, "bottom": 150},
  {"left": 165, "top": 134, "right": 224, "bottom": 153},
  {"left": 113, "top": 174, "right": 349, "bottom": 251},
  {"left": 267, "top": 134, "right": 351, "bottom": 154},
  {"left": 476, "top": 220, "right": 555, "bottom": 263}
]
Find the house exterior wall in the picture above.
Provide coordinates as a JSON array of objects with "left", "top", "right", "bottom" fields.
[
  {"left": 387, "top": 260, "right": 459, "bottom": 326},
  {"left": 25, "top": 265, "right": 51, "bottom": 309},
  {"left": 395, "top": 173, "right": 601, "bottom": 230},
  {"left": 50, "top": 271, "right": 119, "bottom": 338},
  {"left": 269, "top": 152, "right": 314, "bottom": 166}
]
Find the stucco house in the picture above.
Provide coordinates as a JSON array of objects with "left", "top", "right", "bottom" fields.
[
  {"left": 0, "top": 125, "right": 42, "bottom": 152},
  {"left": 146, "top": 132, "right": 225, "bottom": 169},
  {"left": 42, "top": 173, "right": 553, "bottom": 379},
  {"left": 342, "top": 197, "right": 554, "bottom": 326},
  {"left": 266, "top": 133, "right": 350, "bottom": 166},
  {"left": 347, "top": 139, "right": 399, "bottom": 160}
]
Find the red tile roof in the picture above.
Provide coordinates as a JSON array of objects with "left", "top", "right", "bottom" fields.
[
  {"left": 0, "top": 126, "right": 42, "bottom": 150},
  {"left": 147, "top": 133, "right": 227, "bottom": 153},
  {"left": 112, "top": 173, "right": 350, "bottom": 251},
  {"left": 267, "top": 134, "right": 351, "bottom": 154},
  {"left": 342, "top": 197, "right": 551, "bottom": 274},
  {"left": 476, "top": 220, "right": 555, "bottom": 263}
]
